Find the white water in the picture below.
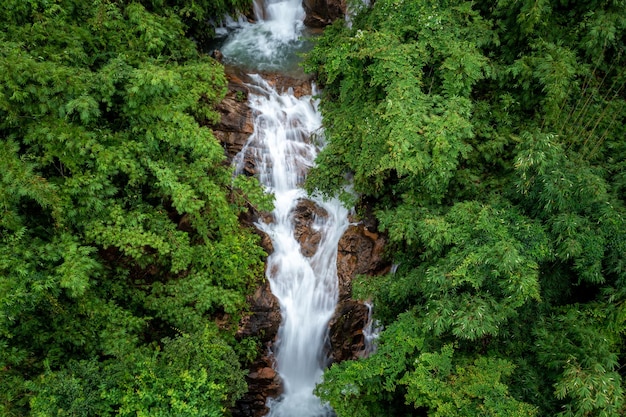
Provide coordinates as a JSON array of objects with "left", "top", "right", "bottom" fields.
[
  {"left": 220, "top": 0, "right": 310, "bottom": 74},
  {"left": 234, "top": 75, "right": 348, "bottom": 417},
  {"left": 226, "top": 1, "right": 349, "bottom": 416},
  {"left": 238, "top": 77, "right": 349, "bottom": 416},
  {"left": 361, "top": 301, "right": 382, "bottom": 357}
]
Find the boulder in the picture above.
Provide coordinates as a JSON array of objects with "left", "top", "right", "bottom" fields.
[
  {"left": 330, "top": 214, "right": 389, "bottom": 361},
  {"left": 232, "top": 356, "right": 282, "bottom": 417},
  {"left": 261, "top": 72, "right": 314, "bottom": 97},
  {"left": 212, "top": 69, "right": 256, "bottom": 160},
  {"left": 328, "top": 300, "right": 369, "bottom": 363},
  {"left": 303, "top": 0, "right": 346, "bottom": 28},
  {"left": 233, "top": 281, "right": 282, "bottom": 417},
  {"left": 292, "top": 199, "right": 329, "bottom": 257},
  {"left": 336, "top": 219, "right": 388, "bottom": 301},
  {"left": 237, "top": 281, "right": 280, "bottom": 343}
]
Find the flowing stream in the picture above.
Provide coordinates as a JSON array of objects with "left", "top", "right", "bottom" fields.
[{"left": 224, "top": 1, "right": 349, "bottom": 416}]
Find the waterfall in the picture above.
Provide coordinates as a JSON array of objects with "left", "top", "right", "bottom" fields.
[
  {"left": 361, "top": 301, "right": 382, "bottom": 357},
  {"left": 225, "top": 1, "right": 349, "bottom": 416},
  {"left": 220, "top": 0, "right": 310, "bottom": 74},
  {"left": 235, "top": 77, "right": 348, "bottom": 416}
]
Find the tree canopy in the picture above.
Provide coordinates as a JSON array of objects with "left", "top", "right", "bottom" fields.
[
  {"left": 3, "top": 0, "right": 626, "bottom": 415},
  {"left": 305, "top": 0, "right": 626, "bottom": 415},
  {"left": 0, "top": 1, "right": 269, "bottom": 415}
]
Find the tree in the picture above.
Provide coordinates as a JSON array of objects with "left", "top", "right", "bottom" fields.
[
  {"left": 0, "top": 1, "right": 267, "bottom": 415},
  {"left": 305, "top": 0, "right": 626, "bottom": 415}
]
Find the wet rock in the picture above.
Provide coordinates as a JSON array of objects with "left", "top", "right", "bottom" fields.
[
  {"left": 262, "top": 73, "right": 314, "bottom": 97},
  {"left": 212, "top": 69, "right": 256, "bottom": 160},
  {"left": 329, "top": 215, "right": 389, "bottom": 362},
  {"left": 292, "top": 199, "right": 329, "bottom": 257},
  {"left": 211, "top": 49, "right": 224, "bottom": 62},
  {"left": 258, "top": 231, "right": 274, "bottom": 255},
  {"left": 303, "top": 0, "right": 346, "bottom": 28},
  {"left": 328, "top": 300, "right": 369, "bottom": 362},
  {"left": 336, "top": 221, "right": 388, "bottom": 301},
  {"left": 237, "top": 281, "right": 280, "bottom": 342},
  {"left": 232, "top": 356, "right": 282, "bottom": 417},
  {"left": 232, "top": 281, "right": 282, "bottom": 417}
]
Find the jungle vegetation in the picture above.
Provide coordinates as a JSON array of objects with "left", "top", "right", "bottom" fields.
[
  {"left": 2, "top": 0, "right": 626, "bottom": 416},
  {"left": 304, "top": 0, "right": 626, "bottom": 416},
  {"left": 0, "top": 1, "right": 271, "bottom": 416}
]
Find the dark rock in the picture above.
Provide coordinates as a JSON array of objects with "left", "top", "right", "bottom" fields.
[
  {"left": 212, "top": 69, "right": 256, "bottom": 160},
  {"left": 232, "top": 281, "right": 282, "bottom": 417},
  {"left": 329, "top": 215, "right": 389, "bottom": 362},
  {"left": 177, "top": 213, "right": 193, "bottom": 233},
  {"left": 238, "top": 281, "right": 280, "bottom": 342},
  {"left": 336, "top": 221, "right": 388, "bottom": 301},
  {"left": 211, "top": 49, "right": 223, "bottom": 62},
  {"left": 232, "top": 355, "right": 282, "bottom": 417},
  {"left": 303, "top": 0, "right": 346, "bottom": 28},
  {"left": 328, "top": 300, "right": 369, "bottom": 362},
  {"left": 292, "top": 199, "right": 329, "bottom": 257},
  {"left": 261, "top": 72, "right": 314, "bottom": 97},
  {"left": 259, "top": 231, "right": 274, "bottom": 255}
]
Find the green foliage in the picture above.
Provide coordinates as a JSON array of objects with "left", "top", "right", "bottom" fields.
[
  {"left": 402, "top": 348, "right": 537, "bottom": 417},
  {"left": 305, "top": 0, "right": 493, "bottom": 204},
  {"left": 534, "top": 304, "right": 626, "bottom": 417},
  {"left": 0, "top": 0, "right": 262, "bottom": 415},
  {"left": 28, "top": 328, "right": 246, "bottom": 417},
  {"left": 373, "top": 200, "right": 548, "bottom": 339},
  {"left": 306, "top": 0, "right": 626, "bottom": 415},
  {"left": 153, "top": 0, "right": 253, "bottom": 48},
  {"left": 317, "top": 313, "right": 537, "bottom": 416}
]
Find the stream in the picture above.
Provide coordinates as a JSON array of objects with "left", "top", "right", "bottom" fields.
[{"left": 223, "top": 1, "right": 349, "bottom": 416}]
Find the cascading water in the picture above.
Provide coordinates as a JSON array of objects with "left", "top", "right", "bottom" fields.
[
  {"left": 361, "top": 302, "right": 382, "bottom": 357},
  {"left": 224, "top": 1, "right": 349, "bottom": 416},
  {"left": 235, "top": 77, "right": 348, "bottom": 416},
  {"left": 220, "top": 0, "right": 312, "bottom": 75}
]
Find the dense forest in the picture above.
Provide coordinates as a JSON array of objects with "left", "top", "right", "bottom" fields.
[
  {"left": 0, "top": 1, "right": 272, "bottom": 416},
  {"left": 304, "top": 0, "right": 626, "bottom": 416},
  {"left": 2, "top": 0, "right": 626, "bottom": 416}
]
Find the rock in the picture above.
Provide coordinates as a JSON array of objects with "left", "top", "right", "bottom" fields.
[
  {"left": 232, "top": 355, "right": 282, "bottom": 417},
  {"left": 214, "top": 131, "right": 254, "bottom": 162},
  {"left": 237, "top": 281, "right": 280, "bottom": 342},
  {"left": 232, "top": 281, "right": 282, "bottom": 417},
  {"left": 262, "top": 73, "right": 314, "bottom": 97},
  {"left": 211, "top": 49, "right": 223, "bottom": 62},
  {"left": 336, "top": 221, "right": 388, "bottom": 301},
  {"left": 177, "top": 213, "right": 193, "bottom": 233},
  {"left": 257, "top": 366, "right": 277, "bottom": 380},
  {"left": 211, "top": 69, "right": 256, "bottom": 160},
  {"left": 292, "top": 199, "right": 329, "bottom": 257},
  {"left": 303, "top": 0, "right": 346, "bottom": 28},
  {"left": 258, "top": 231, "right": 274, "bottom": 255},
  {"left": 328, "top": 300, "right": 370, "bottom": 362},
  {"left": 329, "top": 213, "right": 389, "bottom": 361}
]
